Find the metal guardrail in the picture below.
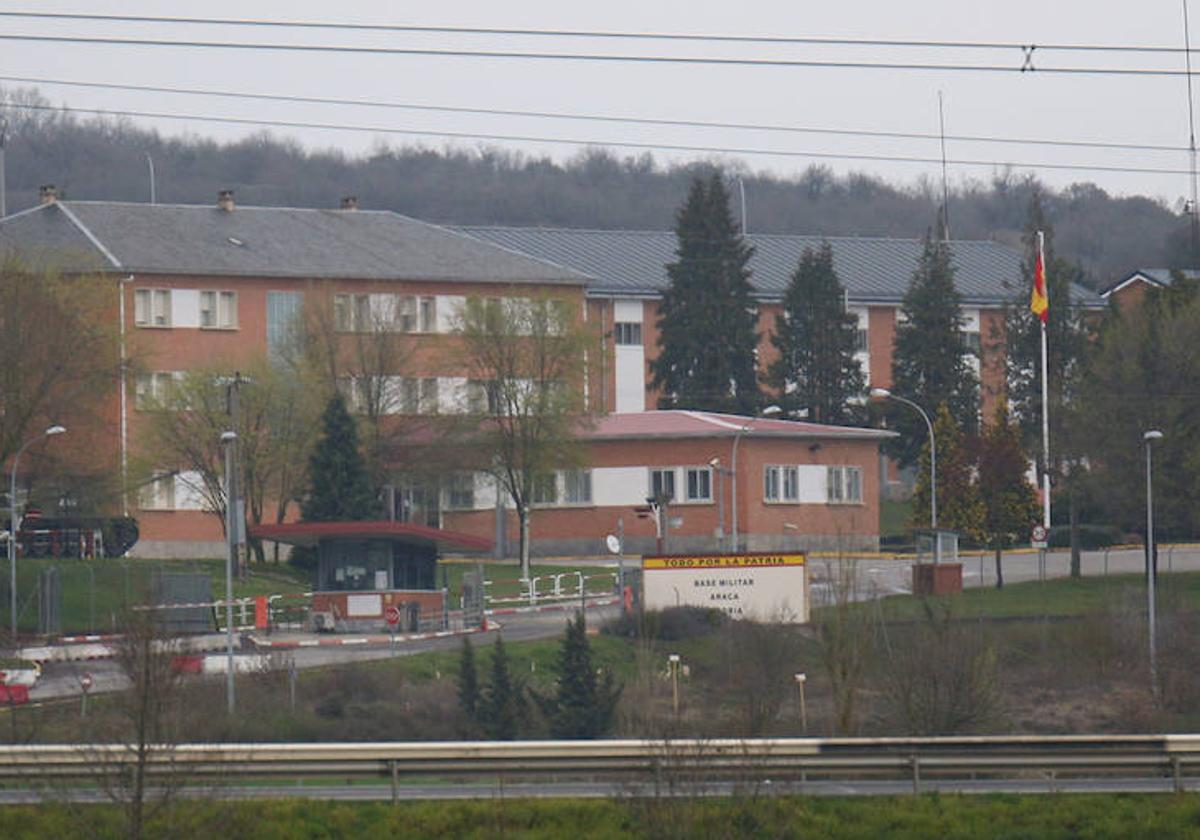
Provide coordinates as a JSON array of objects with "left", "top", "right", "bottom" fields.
[{"left": 2, "top": 735, "right": 1199, "bottom": 793}]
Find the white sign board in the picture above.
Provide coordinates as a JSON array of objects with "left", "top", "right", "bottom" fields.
[
  {"left": 346, "top": 594, "right": 382, "bottom": 617},
  {"left": 642, "top": 553, "right": 808, "bottom": 624}
]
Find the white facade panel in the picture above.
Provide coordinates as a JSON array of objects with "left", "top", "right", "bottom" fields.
[
  {"left": 437, "top": 295, "right": 465, "bottom": 333},
  {"left": 797, "top": 465, "right": 827, "bottom": 504},
  {"left": 614, "top": 346, "right": 646, "bottom": 413},
  {"left": 613, "top": 299, "right": 644, "bottom": 323},
  {"left": 962, "top": 307, "right": 981, "bottom": 333},
  {"left": 474, "top": 472, "right": 499, "bottom": 510},
  {"left": 592, "top": 466, "right": 650, "bottom": 507},
  {"left": 439, "top": 377, "right": 468, "bottom": 413},
  {"left": 175, "top": 471, "right": 209, "bottom": 511},
  {"left": 172, "top": 289, "right": 200, "bottom": 328}
]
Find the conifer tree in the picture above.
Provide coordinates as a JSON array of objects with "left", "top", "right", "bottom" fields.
[
  {"left": 457, "top": 635, "right": 479, "bottom": 724},
  {"left": 651, "top": 173, "right": 761, "bottom": 414},
  {"left": 978, "top": 403, "right": 1039, "bottom": 588},
  {"left": 912, "top": 404, "right": 985, "bottom": 541},
  {"left": 540, "top": 613, "right": 621, "bottom": 739},
  {"left": 767, "top": 242, "right": 865, "bottom": 424},
  {"left": 300, "top": 391, "right": 376, "bottom": 522},
  {"left": 889, "top": 227, "right": 979, "bottom": 467},
  {"left": 478, "top": 635, "right": 524, "bottom": 741}
]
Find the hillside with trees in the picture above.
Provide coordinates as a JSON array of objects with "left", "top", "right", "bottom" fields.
[{"left": 0, "top": 83, "right": 1190, "bottom": 287}]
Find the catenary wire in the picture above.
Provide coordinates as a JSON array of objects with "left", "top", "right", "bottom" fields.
[
  {"left": 0, "top": 32, "right": 1193, "bottom": 76},
  {"left": 1, "top": 73, "right": 1188, "bottom": 155},
  {"left": 10, "top": 100, "right": 1195, "bottom": 178},
  {"left": 0, "top": 10, "right": 1190, "bottom": 55}
]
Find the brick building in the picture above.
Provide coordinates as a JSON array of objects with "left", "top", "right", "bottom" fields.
[{"left": 0, "top": 191, "right": 1100, "bottom": 559}]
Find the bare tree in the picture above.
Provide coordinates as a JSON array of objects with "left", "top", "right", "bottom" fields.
[
  {"left": 0, "top": 258, "right": 123, "bottom": 494},
  {"left": 454, "top": 294, "right": 594, "bottom": 578},
  {"left": 140, "top": 359, "right": 321, "bottom": 564},
  {"left": 880, "top": 599, "right": 1001, "bottom": 735},
  {"left": 814, "top": 552, "right": 876, "bottom": 735}
]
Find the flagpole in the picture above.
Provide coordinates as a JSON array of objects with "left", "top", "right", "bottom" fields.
[{"left": 1038, "top": 230, "right": 1051, "bottom": 530}]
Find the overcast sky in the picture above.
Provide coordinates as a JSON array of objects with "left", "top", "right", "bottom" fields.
[{"left": 6, "top": 1, "right": 1200, "bottom": 206}]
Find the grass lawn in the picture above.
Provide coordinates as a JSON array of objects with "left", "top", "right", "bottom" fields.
[
  {"left": 1, "top": 556, "right": 311, "bottom": 635},
  {"left": 837, "top": 571, "right": 1200, "bottom": 622}
]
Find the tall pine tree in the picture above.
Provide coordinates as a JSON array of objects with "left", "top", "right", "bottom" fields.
[
  {"left": 767, "top": 242, "right": 865, "bottom": 424},
  {"left": 300, "top": 391, "right": 376, "bottom": 522},
  {"left": 650, "top": 173, "right": 761, "bottom": 414},
  {"left": 912, "top": 404, "right": 985, "bottom": 541},
  {"left": 889, "top": 226, "right": 979, "bottom": 467},
  {"left": 539, "top": 613, "right": 621, "bottom": 739}
]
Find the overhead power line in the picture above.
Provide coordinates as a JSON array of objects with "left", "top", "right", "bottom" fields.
[
  {"left": 8, "top": 100, "right": 1194, "bottom": 178},
  {"left": 1, "top": 73, "right": 1187, "bottom": 155},
  {"left": 0, "top": 32, "right": 1193, "bottom": 76},
  {"left": 0, "top": 10, "right": 1190, "bottom": 55}
]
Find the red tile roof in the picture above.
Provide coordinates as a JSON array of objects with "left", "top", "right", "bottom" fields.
[{"left": 580, "top": 410, "right": 895, "bottom": 442}]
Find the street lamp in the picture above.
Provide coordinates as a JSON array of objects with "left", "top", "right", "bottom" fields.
[
  {"left": 221, "top": 429, "right": 238, "bottom": 713},
  {"left": 728, "top": 406, "right": 783, "bottom": 554},
  {"left": 1144, "top": 429, "right": 1163, "bottom": 702},
  {"left": 8, "top": 425, "right": 66, "bottom": 640},
  {"left": 668, "top": 653, "right": 682, "bottom": 716},
  {"left": 708, "top": 457, "right": 726, "bottom": 547},
  {"left": 870, "top": 388, "right": 937, "bottom": 530}
]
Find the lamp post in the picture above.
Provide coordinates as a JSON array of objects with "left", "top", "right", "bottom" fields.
[
  {"left": 871, "top": 388, "right": 936, "bottom": 530},
  {"left": 668, "top": 653, "right": 681, "bottom": 717},
  {"left": 221, "top": 429, "right": 238, "bottom": 713},
  {"left": 8, "top": 425, "right": 66, "bottom": 640},
  {"left": 794, "top": 673, "right": 808, "bottom": 734},
  {"left": 1144, "top": 429, "right": 1163, "bottom": 702},
  {"left": 708, "top": 457, "right": 726, "bottom": 549},
  {"left": 729, "top": 406, "right": 782, "bottom": 554}
]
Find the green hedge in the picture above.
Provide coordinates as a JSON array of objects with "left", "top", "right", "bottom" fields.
[{"left": 3, "top": 793, "right": 1200, "bottom": 839}]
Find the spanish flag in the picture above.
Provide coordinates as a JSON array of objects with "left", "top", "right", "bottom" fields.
[{"left": 1030, "top": 234, "right": 1049, "bottom": 324}]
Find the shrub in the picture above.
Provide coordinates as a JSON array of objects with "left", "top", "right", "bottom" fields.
[{"left": 601, "top": 606, "right": 727, "bottom": 641}]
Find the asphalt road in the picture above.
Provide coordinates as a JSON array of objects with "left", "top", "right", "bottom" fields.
[
  {"left": 30, "top": 544, "right": 1196, "bottom": 704},
  {"left": 31, "top": 603, "right": 620, "bottom": 703}
]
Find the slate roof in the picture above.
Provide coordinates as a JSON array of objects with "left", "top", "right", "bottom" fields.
[
  {"left": 581, "top": 410, "right": 895, "bottom": 442},
  {"left": 457, "top": 226, "right": 1105, "bottom": 308},
  {"left": 1100, "top": 267, "right": 1200, "bottom": 297},
  {"left": 0, "top": 201, "right": 590, "bottom": 285}
]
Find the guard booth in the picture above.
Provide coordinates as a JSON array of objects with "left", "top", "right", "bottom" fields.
[
  {"left": 912, "top": 529, "right": 962, "bottom": 595},
  {"left": 253, "top": 521, "right": 491, "bottom": 633}
]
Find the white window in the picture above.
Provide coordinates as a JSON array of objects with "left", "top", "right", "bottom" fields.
[
  {"left": 650, "top": 468, "right": 676, "bottom": 502},
  {"left": 855, "top": 327, "right": 869, "bottom": 353},
  {"left": 134, "top": 372, "right": 177, "bottom": 410},
  {"left": 964, "top": 331, "right": 982, "bottom": 355},
  {"left": 398, "top": 295, "right": 418, "bottom": 332},
  {"left": 764, "top": 465, "right": 800, "bottom": 503},
  {"left": 139, "top": 472, "right": 176, "bottom": 510},
  {"left": 199, "top": 290, "right": 237, "bottom": 329},
  {"left": 532, "top": 473, "right": 558, "bottom": 506},
  {"left": 685, "top": 467, "right": 712, "bottom": 502},
  {"left": 134, "top": 288, "right": 171, "bottom": 327},
  {"left": 334, "top": 293, "right": 377, "bottom": 331},
  {"left": 615, "top": 322, "right": 642, "bottom": 346},
  {"left": 827, "top": 466, "right": 863, "bottom": 504},
  {"left": 444, "top": 473, "right": 475, "bottom": 510},
  {"left": 467, "top": 380, "right": 501, "bottom": 414},
  {"left": 419, "top": 296, "right": 437, "bottom": 332},
  {"left": 419, "top": 378, "right": 439, "bottom": 414},
  {"left": 563, "top": 469, "right": 593, "bottom": 505}
]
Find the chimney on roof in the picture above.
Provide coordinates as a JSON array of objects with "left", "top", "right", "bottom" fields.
[
  {"left": 39, "top": 184, "right": 57, "bottom": 205},
  {"left": 217, "top": 189, "right": 235, "bottom": 212},
  {"left": 340, "top": 196, "right": 359, "bottom": 211}
]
